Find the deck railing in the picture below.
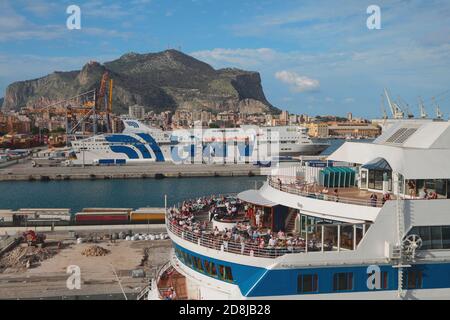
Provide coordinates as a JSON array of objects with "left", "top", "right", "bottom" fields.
[
  {"left": 166, "top": 219, "right": 307, "bottom": 259},
  {"left": 268, "top": 177, "right": 384, "bottom": 208}
]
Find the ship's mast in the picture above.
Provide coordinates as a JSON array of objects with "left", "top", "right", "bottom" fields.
[{"left": 396, "top": 174, "right": 405, "bottom": 298}]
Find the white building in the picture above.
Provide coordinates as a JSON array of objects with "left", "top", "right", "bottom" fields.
[{"left": 129, "top": 105, "right": 146, "bottom": 120}]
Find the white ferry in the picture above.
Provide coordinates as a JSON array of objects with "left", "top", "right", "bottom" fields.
[
  {"left": 70, "top": 119, "right": 328, "bottom": 165},
  {"left": 149, "top": 119, "right": 450, "bottom": 300}
]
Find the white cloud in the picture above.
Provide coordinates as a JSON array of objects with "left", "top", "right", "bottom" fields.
[
  {"left": 343, "top": 97, "right": 355, "bottom": 103},
  {"left": 20, "top": 0, "right": 58, "bottom": 17},
  {"left": 191, "top": 48, "right": 278, "bottom": 68},
  {"left": 275, "top": 70, "right": 319, "bottom": 93}
]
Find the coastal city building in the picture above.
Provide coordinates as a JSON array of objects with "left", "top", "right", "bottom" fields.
[
  {"left": 327, "top": 122, "right": 381, "bottom": 138},
  {"left": 129, "top": 105, "right": 146, "bottom": 120}
]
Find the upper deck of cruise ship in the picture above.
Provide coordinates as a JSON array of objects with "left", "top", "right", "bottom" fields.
[
  {"left": 166, "top": 194, "right": 373, "bottom": 260},
  {"left": 166, "top": 120, "right": 450, "bottom": 262}
]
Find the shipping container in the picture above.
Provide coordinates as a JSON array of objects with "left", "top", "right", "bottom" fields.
[
  {"left": 75, "top": 212, "right": 129, "bottom": 224},
  {"left": 130, "top": 207, "right": 166, "bottom": 222},
  {"left": 81, "top": 208, "right": 132, "bottom": 213},
  {"left": 0, "top": 210, "right": 14, "bottom": 223}
]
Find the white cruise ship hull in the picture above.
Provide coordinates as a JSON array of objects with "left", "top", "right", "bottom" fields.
[
  {"left": 279, "top": 143, "right": 329, "bottom": 156},
  {"left": 71, "top": 119, "right": 329, "bottom": 165}
]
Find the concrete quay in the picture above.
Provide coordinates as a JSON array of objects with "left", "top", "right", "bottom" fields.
[{"left": 0, "top": 161, "right": 263, "bottom": 181}]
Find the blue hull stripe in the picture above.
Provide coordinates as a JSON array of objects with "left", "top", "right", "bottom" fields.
[
  {"left": 135, "top": 144, "right": 152, "bottom": 159},
  {"left": 137, "top": 133, "right": 165, "bottom": 162},
  {"left": 110, "top": 146, "right": 139, "bottom": 159},
  {"left": 175, "top": 243, "right": 450, "bottom": 297},
  {"left": 105, "top": 134, "right": 155, "bottom": 160}
]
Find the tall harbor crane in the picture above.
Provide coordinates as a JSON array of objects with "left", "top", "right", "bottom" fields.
[
  {"left": 433, "top": 97, "right": 444, "bottom": 120},
  {"left": 380, "top": 94, "right": 388, "bottom": 127},
  {"left": 397, "top": 96, "right": 414, "bottom": 119},
  {"left": 30, "top": 72, "right": 114, "bottom": 145},
  {"left": 384, "top": 88, "right": 404, "bottom": 119},
  {"left": 418, "top": 97, "right": 428, "bottom": 119}
]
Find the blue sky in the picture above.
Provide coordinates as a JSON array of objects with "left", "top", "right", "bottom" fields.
[{"left": 1, "top": 0, "right": 450, "bottom": 118}]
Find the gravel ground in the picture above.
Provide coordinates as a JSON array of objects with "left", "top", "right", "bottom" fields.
[{"left": 0, "top": 238, "right": 172, "bottom": 300}]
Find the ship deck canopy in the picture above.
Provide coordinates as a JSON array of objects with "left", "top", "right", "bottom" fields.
[
  {"left": 328, "top": 121, "right": 450, "bottom": 179},
  {"left": 237, "top": 190, "right": 277, "bottom": 207},
  {"left": 328, "top": 142, "right": 450, "bottom": 179},
  {"left": 361, "top": 157, "right": 392, "bottom": 171}
]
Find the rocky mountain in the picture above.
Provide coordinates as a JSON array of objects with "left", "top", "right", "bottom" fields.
[
  {"left": 2, "top": 50, "right": 278, "bottom": 115},
  {"left": 0, "top": 98, "right": 3, "bottom": 107}
]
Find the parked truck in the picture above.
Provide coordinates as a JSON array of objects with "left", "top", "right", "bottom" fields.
[{"left": 31, "top": 157, "right": 64, "bottom": 167}]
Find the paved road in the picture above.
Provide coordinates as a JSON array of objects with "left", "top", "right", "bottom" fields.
[
  {"left": 0, "top": 160, "right": 263, "bottom": 180},
  {"left": 0, "top": 224, "right": 166, "bottom": 236}
]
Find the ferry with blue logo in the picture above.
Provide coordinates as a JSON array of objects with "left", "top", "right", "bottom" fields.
[
  {"left": 70, "top": 119, "right": 329, "bottom": 166},
  {"left": 146, "top": 119, "right": 450, "bottom": 300}
]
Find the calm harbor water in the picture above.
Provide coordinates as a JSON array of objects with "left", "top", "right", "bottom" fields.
[{"left": 0, "top": 176, "right": 265, "bottom": 212}]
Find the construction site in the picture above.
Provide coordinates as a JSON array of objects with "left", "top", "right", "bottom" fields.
[
  {"left": 27, "top": 70, "right": 118, "bottom": 145},
  {"left": 0, "top": 225, "right": 172, "bottom": 300}
]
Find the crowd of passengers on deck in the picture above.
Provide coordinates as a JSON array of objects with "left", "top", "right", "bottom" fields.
[
  {"left": 274, "top": 176, "right": 441, "bottom": 208},
  {"left": 167, "top": 195, "right": 333, "bottom": 254}
]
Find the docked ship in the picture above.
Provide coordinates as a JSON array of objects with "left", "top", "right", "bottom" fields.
[
  {"left": 70, "top": 119, "right": 329, "bottom": 165},
  {"left": 148, "top": 119, "right": 450, "bottom": 299}
]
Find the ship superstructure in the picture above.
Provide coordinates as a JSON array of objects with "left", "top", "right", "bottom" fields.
[{"left": 151, "top": 119, "right": 450, "bottom": 300}]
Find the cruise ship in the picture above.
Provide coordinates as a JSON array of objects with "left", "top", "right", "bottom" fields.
[
  {"left": 147, "top": 119, "right": 450, "bottom": 300},
  {"left": 70, "top": 119, "right": 329, "bottom": 165}
]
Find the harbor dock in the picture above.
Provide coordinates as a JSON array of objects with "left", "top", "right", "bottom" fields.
[{"left": 0, "top": 161, "right": 263, "bottom": 181}]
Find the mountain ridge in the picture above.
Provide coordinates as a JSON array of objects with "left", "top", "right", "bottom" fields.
[{"left": 2, "top": 50, "right": 279, "bottom": 115}]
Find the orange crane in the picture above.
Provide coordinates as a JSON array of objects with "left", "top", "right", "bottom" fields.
[
  {"left": 95, "top": 72, "right": 113, "bottom": 132},
  {"left": 97, "top": 72, "right": 113, "bottom": 112}
]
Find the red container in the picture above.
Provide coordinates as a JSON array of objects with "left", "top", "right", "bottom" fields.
[{"left": 75, "top": 213, "right": 129, "bottom": 223}]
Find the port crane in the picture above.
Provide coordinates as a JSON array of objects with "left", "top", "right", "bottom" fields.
[
  {"left": 382, "top": 89, "right": 448, "bottom": 120},
  {"left": 384, "top": 88, "right": 404, "bottom": 119},
  {"left": 431, "top": 97, "right": 444, "bottom": 120},
  {"left": 418, "top": 97, "right": 428, "bottom": 119},
  {"left": 29, "top": 71, "right": 114, "bottom": 144},
  {"left": 379, "top": 94, "right": 388, "bottom": 127},
  {"left": 397, "top": 96, "right": 414, "bottom": 119}
]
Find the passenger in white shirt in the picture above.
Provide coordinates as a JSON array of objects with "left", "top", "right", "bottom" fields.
[{"left": 268, "top": 237, "right": 276, "bottom": 248}]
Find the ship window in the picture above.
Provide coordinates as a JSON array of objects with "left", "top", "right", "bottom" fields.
[
  {"left": 193, "top": 257, "right": 203, "bottom": 272},
  {"left": 297, "top": 274, "right": 318, "bottom": 293},
  {"left": 431, "top": 226, "right": 443, "bottom": 249},
  {"left": 218, "top": 265, "right": 225, "bottom": 279},
  {"left": 407, "top": 270, "right": 423, "bottom": 289},
  {"left": 203, "top": 260, "right": 217, "bottom": 277},
  {"left": 408, "top": 226, "right": 450, "bottom": 250},
  {"left": 443, "top": 227, "right": 450, "bottom": 249},
  {"left": 224, "top": 266, "right": 233, "bottom": 282},
  {"left": 218, "top": 265, "right": 233, "bottom": 282},
  {"left": 381, "top": 271, "right": 388, "bottom": 289},
  {"left": 184, "top": 252, "right": 191, "bottom": 266},
  {"left": 333, "top": 272, "right": 353, "bottom": 291}
]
